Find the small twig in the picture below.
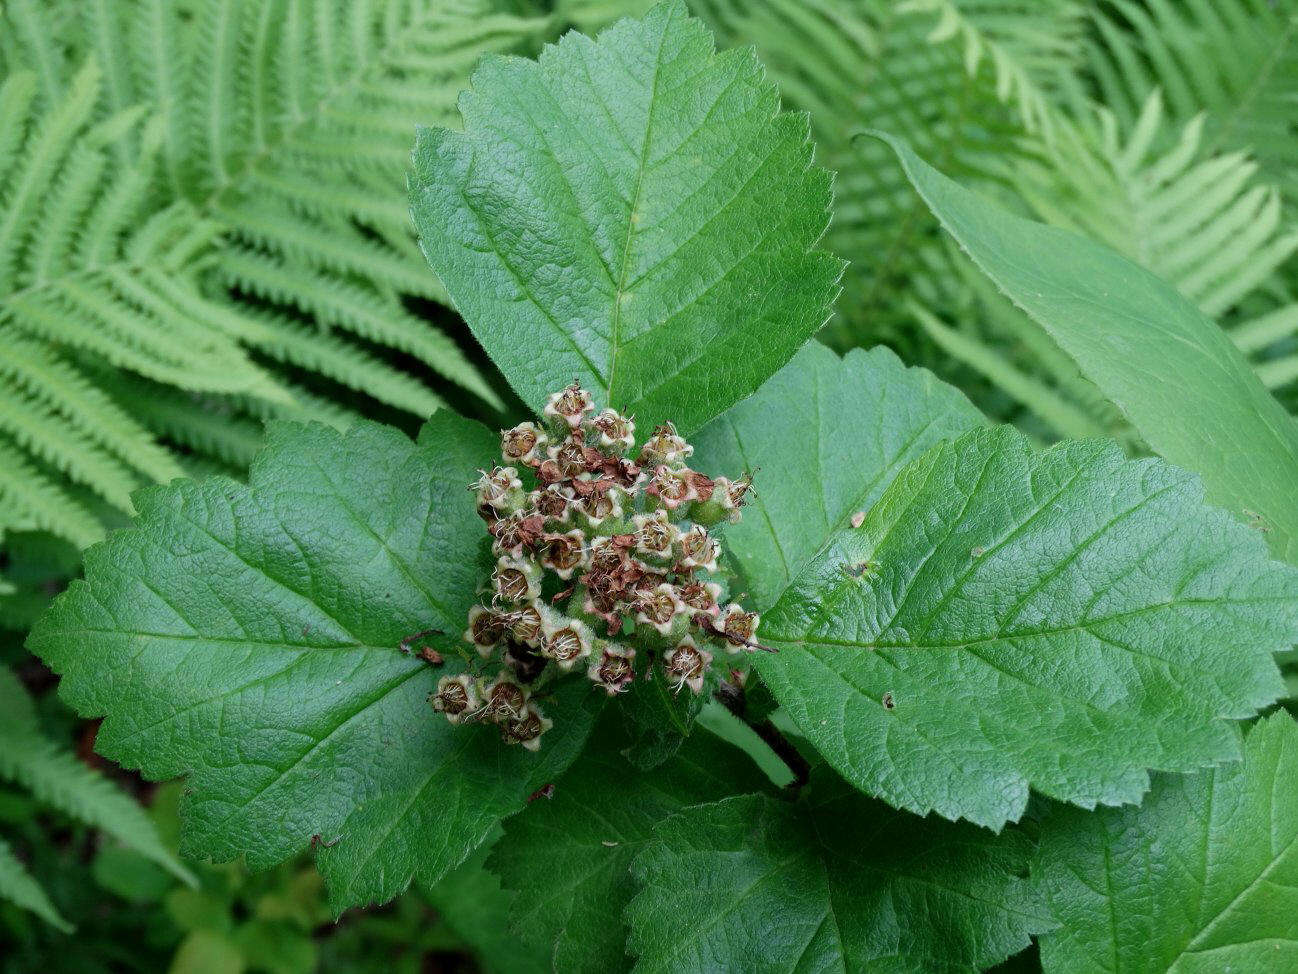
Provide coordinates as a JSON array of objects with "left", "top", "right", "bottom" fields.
[
  {"left": 528, "top": 783, "right": 555, "bottom": 803},
  {"left": 399, "top": 629, "right": 445, "bottom": 657}
]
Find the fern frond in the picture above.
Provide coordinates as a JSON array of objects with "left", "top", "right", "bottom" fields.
[
  {"left": 0, "top": 0, "right": 71, "bottom": 106},
  {"left": 0, "top": 380, "right": 139, "bottom": 512},
  {"left": 0, "top": 437, "right": 103, "bottom": 548},
  {"left": 1015, "top": 92, "right": 1298, "bottom": 318},
  {"left": 1085, "top": 0, "right": 1298, "bottom": 208},
  {"left": 91, "top": 375, "right": 269, "bottom": 469},
  {"left": 1232, "top": 304, "right": 1298, "bottom": 357},
  {"left": 168, "top": 0, "right": 546, "bottom": 400},
  {"left": 897, "top": 0, "right": 1087, "bottom": 134},
  {"left": 0, "top": 670, "right": 197, "bottom": 893},
  {"left": 1, "top": 1, "right": 543, "bottom": 550},
  {"left": 242, "top": 309, "right": 448, "bottom": 418},
  {"left": 907, "top": 300, "right": 1109, "bottom": 440},
  {"left": 0, "top": 696, "right": 195, "bottom": 887},
  {"left": 0, "top": 838, "right": 70, "bottom": 932},
  {"left": 0, "top": 336, "right": 184, "bottom": 483},
  {"left": 0, "top": 666, "right": 38, "bottom": 731},
  {"left": 683, "top": 0, "right": 1075, "bottom": 349},
  {"left": 217, "top": 249, "right": 502, "bottom": 408},
  {"left": 0, "top": 62, "right": 101, "bottom": 293}
]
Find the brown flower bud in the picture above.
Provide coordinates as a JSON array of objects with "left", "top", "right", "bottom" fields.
[
  {"left": 645, "top": 465, "right": 696, "bottom": 510},
  {"left": 638, "top": 422, "right": 693, "bottom": 467},
  {"left": 634, "top": 583, "right": 687, "bottom": 636},
  {"left": 678, "top": 580, "right": 722, "bottom": 615},
  {"left": 540, "top": 528, "right": 587, "bottom": 579},
  {"left": 464, "top": 605, "right": 506, "bottom": 657},
  {"left": 430, "top": 674, "right": 482, "bottom": 724},
  {"left": 577, "top": 481, "right": 626, "bottom": 526},
  {"left": 547, "top": 436, "right": 589, "bottom": 479},
  {"left": 501, "top": 422, "right": 548, "bottom": 465},
  {"left": 631, "top": 510, "right": 677, "bottom": 558},
  {"left": 492, "top": 556, "right": 541, "bottom": 603},
  {"left": 490, "top": 511, "right": 546, "bottom": 557},
  {"left": 540, "top": 617, "right": 593, "bottom": 670},
  {"left": 676, "top": 525, "right": 720, "bottom": 572},
  {"left": 472, "top": 466, "right": 524, "bottom": 512},
  {"left": 532, "top": 485, "right": 574, "bottom": 524},
  {"left": 664, "top": 637, "right": 712, "bottom": 694},
  {"left": 588, "top": 644, "right": 636, "bottom": 695},
  {"left": 589, "top": 408, "right": 636, "bottom": 454},
  {"left": 482, "top": 675, "right": 529, "bottom": 722},
  {"left": 719, "top": 603, "right": 761, "bottom": 654},
  {"left": 501, "top": 702, "right": 552, "bottom": 751},
  {"left": 544, "top": 382, "right": 595, "bottom": 430},
  {"left": 502, "top": 602, "right": 544, "bottom": 647}
]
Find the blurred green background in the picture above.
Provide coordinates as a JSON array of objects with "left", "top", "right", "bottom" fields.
[{"left": 2, "top": 0, "right": 1295, "bottom": 969}]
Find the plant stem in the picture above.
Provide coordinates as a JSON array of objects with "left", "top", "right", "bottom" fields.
[{"left": 713, "top": 677, "right": 810, "bottom": 791}]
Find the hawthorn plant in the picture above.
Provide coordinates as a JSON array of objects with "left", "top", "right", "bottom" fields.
[{"left": 28, "top": 3, "right": 1298, "bottom": 970}]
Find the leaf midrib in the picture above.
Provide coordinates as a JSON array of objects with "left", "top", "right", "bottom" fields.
[{"left": 605, "top": 13, "right": 670, "bottom": 409}]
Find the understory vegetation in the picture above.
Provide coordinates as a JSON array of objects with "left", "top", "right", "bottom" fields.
[{"left": 2, "top": 1, "right": 1296, "bottom": 971}]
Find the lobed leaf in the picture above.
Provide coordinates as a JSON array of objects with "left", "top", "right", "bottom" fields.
[
  {"left": 420, "top": 827, "right": 547, "bottom": 974},
  {"left": 410, "top": 0, "right": 844, "bottom": 434},
  {"left": 1036, "top": 712, "right": 1298, "bottom": 972},
  {"left": 694, "top": 341, "right": 984, "bottom": 610},
  {"left": 756, "top": 426, "right": 1298, "bottom": 827},
  {"left": 626, "top": 767, "right": 1048, "bottom": 972},
  {"left": 27, "top": 413, "right": 600, "bottom": 913},
  {"left": 489, "top": 719, "right": 770, "bottom": 973}
]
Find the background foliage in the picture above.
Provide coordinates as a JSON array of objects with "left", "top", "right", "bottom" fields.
[{"left": 2, "top": 0, "right": 1295, "bottom": 969}]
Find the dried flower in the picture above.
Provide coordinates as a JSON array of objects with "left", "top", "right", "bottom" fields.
[
  {"left": 482, "top": 674, "right": 529, "bottom": 722},
  {"left": 664, "top": 637, "right": 711, "bottom": 694},
  {"left": 502, "top": 702, "right": 552, "bottom": 751},
  {"left": 634, "top": 583, "right": 688, "bottom": 636},
  {"left": 540, "top": 529, "right": 587, "bottom": 579},
  {"left": 589, "top": 409, "right": 635, "bottom": 454},
  {"left": 645, "top": 465, "right": 696, "bottom": 509},
  {"left": 501, "top": 423, "right": 548, "bottom": 465},
  {"left": 718, "top": 604, "right": 761, "bottom": 654},
  {"left": 493, "top": 556, "right": 541, "bottom": 603},
  {"left": 430, "top": 674, "right": 481, "bottom": 724},
  {"left": 465, "top": 605, "right": 506, "bottom": 656},
  {"left": 502, "top": 602, "right": 544, "bottom": 647},
  {"left": 441, "top": 381, "right": 765, "bottom": 749},
  {"left": 676, "top": 525, "right": 720, "bottom": 572},
  {"left": 589, "top": 644, "right": 636, "bottom": 695},
  {"left": 540, "top": 617, "right": 593, "bottom": 670},
  {"left": 544, "top": 382, "right": 595, "bottom": 429},
  {"left": 638, "top": 422, "right": 693, "bottom": 467}
]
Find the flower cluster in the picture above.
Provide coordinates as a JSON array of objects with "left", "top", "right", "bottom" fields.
[{"left": 429, "top": 382, "right": 760, "bottom": 750}]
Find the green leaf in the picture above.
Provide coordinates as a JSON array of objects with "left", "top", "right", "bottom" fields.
[
  {"left": 410, "top": 0, "right": 843, "bottom": 435},
  {"left": 626, "top": 767, "right": 1049, "bottom": 972},
  {"left": 170, "top": 930, "right": 244, "bottom": 974},
  {"left": 876, "top": 133, "right": 1298, "bottom": 565},
  {"left": 1036, "top": 712, "right": 1298, "bottom": 973},
  {"left": 694, "top": 342, "right": 984, "bottom": 610},
  {"left": 616, "top": 662, "right": 707, "bottom": 770},
  {"left": 757, "top": 426, "right": 1298, "bottom": 828},
  {"left": 0, "top": 836, "right": 72, "bottom": 932},
  {"left": 489, "top": 718, "right": 770, "bottom": 974},
  {"left": 27, "top": 414, "right": 600, "bottom": 913},
  {"left": 421, "top": 828, "right": 546, "bottom": 974}
]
